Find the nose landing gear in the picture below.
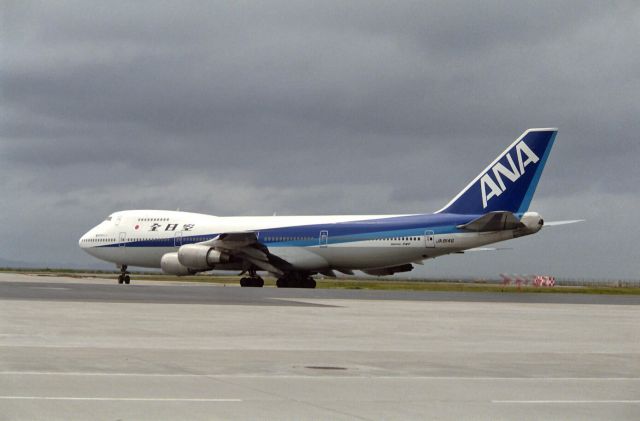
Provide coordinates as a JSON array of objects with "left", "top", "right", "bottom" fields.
[{"left": 118, "top": 265, "right": 130, "bottom": 284}]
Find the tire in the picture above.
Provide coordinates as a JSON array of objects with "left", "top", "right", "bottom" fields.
[
  {"left": 241, "top": 278, "right": 263, "bottom": 287},
  {"left": 118, "top": 275, "right": 124, "bottom": 284},
  {"left": 124, "top": 275, "right": 130, "bottom": 284}
]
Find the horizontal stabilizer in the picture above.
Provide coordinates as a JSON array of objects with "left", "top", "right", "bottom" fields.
[
  {"left": 457, "top": 211, "right": 522, "bottom": 232},
  {"left": 544, "top": 219, "right": 585, "bottom": 227},
  {"left": 455, "top": 247, "right": 512, "bottom": 254}
]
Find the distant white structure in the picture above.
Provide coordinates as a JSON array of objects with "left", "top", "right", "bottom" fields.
[{"left": 500, "top": 273, "right": 555, "bottom": 287}]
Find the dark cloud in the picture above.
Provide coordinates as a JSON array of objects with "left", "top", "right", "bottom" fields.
[{"left": 1, "top": 0, "right": 638, "bottom": 277}]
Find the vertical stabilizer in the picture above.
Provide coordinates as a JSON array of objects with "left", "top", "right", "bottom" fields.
[{"left": 437, "top": 128, "right": 557, "bottom": 215}]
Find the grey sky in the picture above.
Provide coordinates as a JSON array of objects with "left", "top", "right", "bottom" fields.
[{"left": 1, "top": 1, "right": 638, "bottom": 278}]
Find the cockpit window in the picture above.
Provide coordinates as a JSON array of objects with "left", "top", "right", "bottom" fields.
[{"left": 105, "top": 216, "right": 112, "bottom": 221}]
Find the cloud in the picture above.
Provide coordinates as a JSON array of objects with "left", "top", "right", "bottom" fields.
[{"left": 1, "top": 0, "right": 638, "bottom": 277}]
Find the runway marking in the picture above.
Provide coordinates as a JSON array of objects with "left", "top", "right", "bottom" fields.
[
  {"left": 493, "top": 400, "right": 640, "bottom": 404},
  {"left": 0, "top": 372, "right": 638, "bottom": 381},
  {"left": 0, "top": 396, "right": 241, "bottom": 402}
]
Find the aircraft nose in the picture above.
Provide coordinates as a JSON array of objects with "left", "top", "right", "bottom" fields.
[
  {"left": 79, "top": 227, "right": 94, "bottom": 249},
  {"left": 79, "top": 232, "right": 87, "bottom": 248}
]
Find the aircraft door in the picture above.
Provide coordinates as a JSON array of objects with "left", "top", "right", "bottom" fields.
[
  {"left": 119, "top": 232, "right": 126, "bottom": 247},
  {"left": 174, "top": 231, "right": 183, "bottom": 247},
  {"left": 424, "top": 230, "right": 435, "bottom": 248},
  {"left": 319, "top": 230, "right": 328, "bottom": 248}
]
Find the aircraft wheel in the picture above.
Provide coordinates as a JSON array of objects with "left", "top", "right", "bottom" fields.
[
  {"left": 277, "top": 275, "right": 315, "bottom": 288},
  {"left": 241, "top": 277, "right": 264, "bottom": 287},
  {"left": 118, "top": 265, "right": 128, "bottom": 285}
]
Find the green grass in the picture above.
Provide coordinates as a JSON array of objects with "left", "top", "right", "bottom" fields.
[
  {"left": 0, "top": 267, "right": 118, "bottom": 274},
  {"left": 6, "top": 268, "right": 640, "bottom": 295},
  {"left": 314, "top": 280, "right": 640, "bottom": 294}
]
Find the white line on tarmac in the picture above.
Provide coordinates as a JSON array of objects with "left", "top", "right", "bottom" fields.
[
  {"left": 0, "top": 396, "right": 241, "bottom": 402},
  {"left": 0, "top": 372, "right": 638, "bottom": 381},
  {"left": 493, "top": 400, "right": 640, "bottom": 404}
]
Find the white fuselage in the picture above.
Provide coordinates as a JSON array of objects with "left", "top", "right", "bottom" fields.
[{"left": 79, "top": 210, "right": 535, "bottom": 273}]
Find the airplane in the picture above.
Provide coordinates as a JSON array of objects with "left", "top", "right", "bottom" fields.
[{"left": 79, "top": 128, "right": 581, "bottom": 287}]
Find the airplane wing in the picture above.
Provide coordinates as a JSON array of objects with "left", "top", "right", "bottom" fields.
[
  {"left": 200, "top": 232, "right": 285, "bottom": 276},
  {"left": 362, "top": 264, "right": 414, "bottom": 276},
  {"left": 457, "top": 211, "right": 522, "bottom": 232},
  {"left": 202, "top": 232, "right": 259, "bottom": 248}
]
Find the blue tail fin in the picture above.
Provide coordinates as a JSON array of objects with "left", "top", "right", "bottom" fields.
[{"left": 437, "top": 128, "right": 557, "bottom": 215}]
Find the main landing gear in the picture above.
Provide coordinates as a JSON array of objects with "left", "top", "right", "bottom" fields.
[
  {"left": 276, "top": 272, "right": 316, "bottom": 289},
  {"left": 239, "top": 277, "right": 264, "bottom": 287},
  {"left": 239, "top": 268, "right": 264, "bottom": 287},
  {"left": 118, "top": 265, "right": 130, "bottom": 285}
]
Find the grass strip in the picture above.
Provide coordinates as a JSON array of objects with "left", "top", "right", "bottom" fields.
[{"left": 6, "top": 269, "right": 640, "bottom": 295}]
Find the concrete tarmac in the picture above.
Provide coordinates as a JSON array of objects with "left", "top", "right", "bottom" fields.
[{"left": 1, "top": 273, "right": 639, "bottom": 420}]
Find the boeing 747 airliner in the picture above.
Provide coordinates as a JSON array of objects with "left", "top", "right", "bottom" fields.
[{"left": 80, "top": 128, "right": 580, "bottom": 287}]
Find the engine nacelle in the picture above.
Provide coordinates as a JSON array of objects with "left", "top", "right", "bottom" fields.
[
  {"left": 160, "top": 252, "right": 196, "bottom": 276},
  {"left": 177, "top": 244, "right": 230, "bottom": 269}
]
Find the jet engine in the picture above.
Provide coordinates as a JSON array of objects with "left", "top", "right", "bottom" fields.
[
  {"left": 177, "top": 244, "right": 230, "bottom": 269},
  {"left": 160, "top": 252, "right": 196, "bottom": 276}
]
